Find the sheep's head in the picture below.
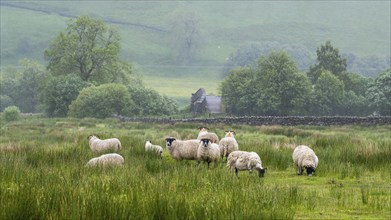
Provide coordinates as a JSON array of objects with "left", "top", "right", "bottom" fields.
[
  {"left": 225, "top": 130, "right": 235, "bottom": 137},
  {"left": 165, "top": 137, "right": 176, "bottom": 147},
  {"left": 198, "top": 127, "right": 209, "bottom": 132},
  {"left": 88, "top": 135, "right": 97, "bottom": 140},
  {"left": 305, "top": 166, "right": 316, "bottom": 176},
  {"left": 255, "top": 167, "right": 267, "bottom": 178},
  {"left": 200, "top": 138, "right": 211, "bottom": 147}
]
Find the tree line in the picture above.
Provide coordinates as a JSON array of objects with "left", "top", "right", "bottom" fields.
[
  {"left": 1, "top": 16, "right": 389, "bottom": 118},
  {"left": 220, "top": 42, "right": 390, "bottom": 116}
]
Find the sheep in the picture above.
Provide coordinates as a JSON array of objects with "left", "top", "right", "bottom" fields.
[
  {"left": 197, "top": 138, "right": 220, "bottom": 168},
  {"left": 218, "top": 130, "right": 239, "bottom": 161},
  {"left": 292, "top": 145, "right": 318, "bottom": 176},
  {"left": 88, "top": 135, "right": 122, "bottom": 154},
  {"left": 227, "top": 151, "right": 266, "bottom": 178},
  {"left": 165, "top": 137, "right": 200, "bottom": 161},
  {"left": 145, "top": 140, "right": 163, "bottom": 159},
  {"left": 197, "top": 127, "right": 220, "bottom": 144},
  {"left": 85, "top": 153, "right": 124, "bottom": 167}
]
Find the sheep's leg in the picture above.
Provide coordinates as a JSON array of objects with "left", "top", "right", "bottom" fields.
[
  {"left": 235, "top": 167, "right": 239, "bottom": 177},
  {"left": 298, "top": 166, "right": 303, "bottom": 175}
]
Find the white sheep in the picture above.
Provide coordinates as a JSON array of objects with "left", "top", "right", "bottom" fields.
[
  {"left": 292, "top": 145, "right": 318, "bottom": 176},
  {"left": 145, "top": 140, "right": 163, "bottom": 159},
  {"left": 88, "top": 135, "right": 122, "bottom": 154},
  {"left": 219, "top": 130, "right": 239, "bottom": 161},
  {"left": 227, "top": 151, "right": 266, "bottom": 177},
  {"left": 197, "top": 138, "right": 220, "bottom": 168},
  {"left": 85, "top": 153, "right": 124, "bottom": 167},
  {"left": 197, "top": 127, "right": 220, "bottom": 143},
  {"left": 165, "top": 137, "right": 199, "bottom": 161}
]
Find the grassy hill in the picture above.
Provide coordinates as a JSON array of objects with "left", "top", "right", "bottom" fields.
[{"left": 1, "top": 1, "right": 390, "bottom": 106}]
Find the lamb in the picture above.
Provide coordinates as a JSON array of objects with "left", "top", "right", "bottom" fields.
[
  {"left": 145, "top": 140, "right": 163, "bottom": 159},
  {"left": 85, "top": 153, "right": 124, "bottom": 167},
  {"left": 165, "top": 137, "right": 200, "bottom": 161},
  {"left": 227, "top": 151, "right": 266, "bottom": 178},
  {"left": 218, "top": 130, "right": 239, "bottom": 161},
  {"left": 292, "top": 145, "right": 318, "bottom": 176},
  {"left": 197, "top": 127, "right": 220, "bottom": 144},
  {"left": 88, "top": 135, "right": 122, "bottom": 154},
  {"left": 197, "top": 138, "right": 220, "bottom": 168}
]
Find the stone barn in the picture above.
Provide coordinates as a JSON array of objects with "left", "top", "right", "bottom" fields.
[{"left": 191, "top": 88, "right": 222, "bottom": 115}]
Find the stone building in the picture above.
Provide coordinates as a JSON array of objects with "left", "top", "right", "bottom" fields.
[{"left": 190, "top": 88, "right": 222, "bottom": 115}]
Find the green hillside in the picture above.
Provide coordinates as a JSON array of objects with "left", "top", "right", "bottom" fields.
[{"left": 1, "top": 1, "right": 390, "bottom": 105}]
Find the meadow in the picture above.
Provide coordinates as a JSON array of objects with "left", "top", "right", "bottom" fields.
[{"left": 0, "top": 117, "right": 390, "bottom": 219}]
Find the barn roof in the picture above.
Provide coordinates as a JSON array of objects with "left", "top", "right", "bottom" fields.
[{"left": 191, "top": 88, "right": 222, "bottom": 114}]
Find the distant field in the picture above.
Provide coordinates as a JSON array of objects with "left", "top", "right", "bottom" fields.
[{"left": 0, "top": 117, "right": 390, "bottom": 219}]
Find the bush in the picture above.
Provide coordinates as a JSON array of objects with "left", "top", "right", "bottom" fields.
[
  {"left": 0, "top": 95, "right": 14, "bottom": 112},
  {"left": 40, "top": 75, "right": 91, "bottom": 117},
  {"left": 68, "top": 83, "right": 134, "bottom": 119},
  {"left": 4, "top": 106, "right": 21, "bottom": 122}
]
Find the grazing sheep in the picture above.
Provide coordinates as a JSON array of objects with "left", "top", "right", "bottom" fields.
[
  {"left": 165, "top": 137, "right": 199, "bottom": 161},
  {"left": 292, "top": 145, "right": 318, "bottom": 176},
  {"left": 88, "top": 135, "right": 122, "bottom": 154},
  {"left": 197, "top": 138, "right": 220, "bottom": 168},
  {"left": 219, "top": 130, "right": 239, "bottom": 161},
  {"left": 85, "top": 153, "right": 124, "bottom": 167},
  {"left": 227, "top": 151, "right": 266, "bottom": 178},
  {"left": 197, "top": 127, "right": 220, "bottom": 143},
  {"left": 145, "top": 140, "right": 163, "bottom": 159}
]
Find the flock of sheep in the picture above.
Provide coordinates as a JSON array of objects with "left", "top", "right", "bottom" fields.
[{"left": 85, "top": 127, "right": 319, "bottom": 177}]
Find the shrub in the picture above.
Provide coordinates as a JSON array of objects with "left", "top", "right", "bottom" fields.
[
  {"left": 4, "top": 106, "right": 21, "bottom": 122},
  {"left": 40, "top": 75, "right": 91, "bottom": 117},
  {"left": 68, "top": 83, "right": 134, "bottom": 119}
]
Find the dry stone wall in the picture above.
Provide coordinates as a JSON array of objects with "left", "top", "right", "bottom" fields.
[{"left": 113, "top": 115, "right": 391, "bottom": 126}]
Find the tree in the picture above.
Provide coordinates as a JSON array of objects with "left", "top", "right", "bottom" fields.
[
  {"left": 68, "top": 83, "right": 134, "bottom": 118},
  {"left": 44, "top": 16, "right": 130, "bottom": 85},
  {"left": 308, "top": 41, "right": 347, "bottom": 83},
  {"left": 366, "top": 69, "right": 391, "bottom": 115},
  {"left": 255, "top": 51, "right": 312, "bottom": 116},
  {"left": 167, "top": 10, "right": 202, "bottom": 65},
  {"left": 312, "top": 70, "right": 344, "bottom": 116},
  {"left": 15, "top": 59, "right": 48, "bottom": 113},
  {"left": 220, "top": 67, "right": 258, "bottom": 115},
  {"left": 40, "top": 75, "right": 91, "bottom": 117},
  {"left": 127, "top": 83, "right": 179, "bottom": 116}
]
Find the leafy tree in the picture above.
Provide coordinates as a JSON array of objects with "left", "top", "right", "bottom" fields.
[
  {"left": 220, "top": 67, "right": 258, "bottom": 115},
  {"left": 167, "top": 10, "right": 202, "bottom": 65},
  {"left": 40, "top": 75, "right": 91, "bottom": 117},
  {"left": 312, "top": 70, "right": 344, "bottom": 115},
  {"left": 308, "top": 41, "right": 347, "bottom": 83},
  {"left": 366, "top": 69, "right": 391, "bottom": 115},
  {"left": 0, "top": 95, "right": 14, "bottom": 112},
  {"left": 127, "top": 83, "right": 178, "bottom": 116},
  {"left": 68, "top": 83, "right": 134, "bottom": 118},
  {"left": 44, "top": 16, "right": 130, "bottom": 85},
  {"left": 15, "top": 60, "right": 48, "bottom": 113},
  {"left": 255, "top": 51, "right": 312, "bottom": 116}
]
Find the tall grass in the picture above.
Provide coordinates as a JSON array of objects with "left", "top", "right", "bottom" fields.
[{"left": 1, "top": 118, "right": 390, "bottom": 219}]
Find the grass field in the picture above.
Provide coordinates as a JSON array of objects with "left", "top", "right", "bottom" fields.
[{"left": 0, "top": 117, "right": 390, "bottom": 219}]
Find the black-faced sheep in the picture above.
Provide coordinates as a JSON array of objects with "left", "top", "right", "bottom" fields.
[
  {"left": 292, "top": 145, "right": 318, "bottom": 176},
  {"left": 197, "top": 138, "right": 220, "bottom": 168},
  {"left": 165, "top": 137, "right": 199, "bottom": 161},
  {"left": 88, "top": 135, "right": 122, "bottom": 154},
  {"left": 227, "top": 151, "right": 266, "bottom": 178}
]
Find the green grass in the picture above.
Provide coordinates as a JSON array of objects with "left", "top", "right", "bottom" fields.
[{"left": 0, "top": 117, "right": 390, "bottom": 219}]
